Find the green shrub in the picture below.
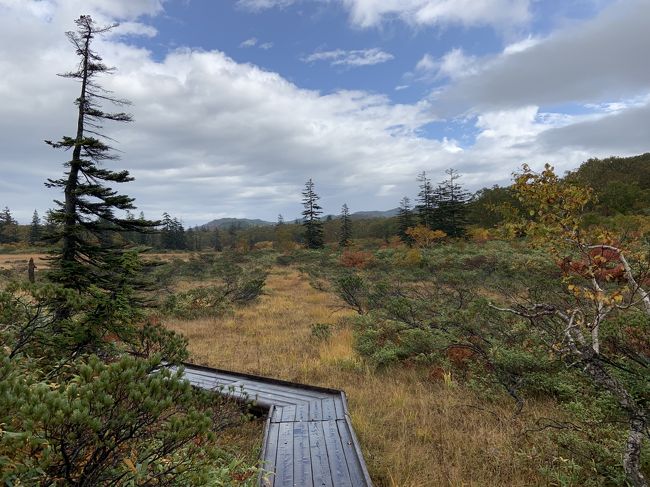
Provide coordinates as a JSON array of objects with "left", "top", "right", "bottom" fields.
[{"left": 310, "top": 323, "right": 332, "bottom": 341}]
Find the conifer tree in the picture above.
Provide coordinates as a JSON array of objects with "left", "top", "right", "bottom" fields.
[
  {"left": 44, "top": 16, "right": 156, "bottom": 292},
  {"left": 435, "top": 169, "right": 470, "bottom": 237},
  {"left": 28, "top": 210, "right": 42, "bottom": 245},
  {"left": 0, "top": 206, "right": 18, "bottom": 244},
  {"left": 416, "top": 171, "right": 435, "bottom": 229},
  {"left": 397, "top": 196, "right": 415, "bottom": 245},
  {"left": 339, "top": 203, "right": 352, "bottom": 248},
  {"left": 160, "top": 213, "right": 186, "bottom": 250},
  {"left": 0, "top": 18, "right": 246, "bottom": 485},
  {"left": 276, "top": 213, "right": 284, "bottom": 226},
  {"left": 302, "top": 178, "right": 324, "bottom": 249}
]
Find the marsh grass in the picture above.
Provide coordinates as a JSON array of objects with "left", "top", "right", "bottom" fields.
[{"left": 166, "top": 267, "right": 566, "bottom": 486}]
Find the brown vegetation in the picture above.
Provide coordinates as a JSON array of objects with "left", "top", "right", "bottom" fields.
[{"left": 166, "top": 267, "right": 566, "bottom": 486}]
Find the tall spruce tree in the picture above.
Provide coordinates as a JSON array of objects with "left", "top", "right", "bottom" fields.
[
  {"left": 339, "top": 203, "right": 352, "bottom": 248},
  {"left": 45, "top": 16, "right": 156, "bottom": 292},
  {"left": 397, "top": 196, "right": 415, "bottom": 245},
  {"left": 28, "top": 210, "right": 42, "bottom": 245},
  {"left": 0, "top": 207, "right": 18, "bottom": 244},
  {"left": 302, "top": 178, "right": 324, "bottom": 249},
  {"left": 416, "top": 171, "right": 435, "bottom": 229},
  {"left": 0, "top": 18, "right": 244, "bottom": 484},
  {"left": 434, "top": 169, "right": 470, "bottom": 237}
]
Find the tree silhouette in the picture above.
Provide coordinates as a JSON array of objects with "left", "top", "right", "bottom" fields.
[
  {"left": 45, "top": 15, "right": 156, "bottom": 292},
  {"left": 416, "top": 171, "right": 435, "bottom": 229},
  {"left": 339, "top": 203, "right": 352, "bottom": 248},
  {"left": 397, "top": 196, "right": 415, "bottom": 245},
  {"left": 301, "top": 178, "right": 324, "bottom": 249},
  {"left": 434, "top": 169, "right": 470, "bottom": 237},
  {"left": 28, "top": 210, "right": 42, "bottom": 245}
]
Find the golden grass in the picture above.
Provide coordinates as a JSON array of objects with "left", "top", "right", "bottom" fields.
[
  {"left": 0, "top": 253, "right": 49, "bottom": 270},
  {"left": 165, "top": 268, "right": 562, "bottom": 486}
]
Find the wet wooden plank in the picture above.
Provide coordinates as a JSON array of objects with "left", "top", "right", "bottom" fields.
[
  {"left": 275, "top": 422, "right": 294, "bottom": 487},
  {"left": 308, "top": 422, "right": 333, "bottom": 487},
  {"left": 321, "top": 398, "right": 337, "bottom": 421},
  {"left": 295, "top": 402, "right": 310, "bottom": 422},
  {"left": 309, "top": 399, "right": 322, "bottom": 421},
  {"left": 336, "top": 420, "right": 368, "bottom": 487},
  {"left": 281, "top": 404, "right": 296, "bottom": 422},
  {"left": 261, "top": 422, "right": 280, "bottom": 487},
  {"left": 293, "top": 422, "right": 313, "bottom": 486},
  {"left": 333, "top": 396, "right": 345, "bottom": 420},
  {"left": 271, "top": 406, "right": 283, "bottom": 423},
  {"left": 322, "top": 420, "right": 352, "bottom": 487}
]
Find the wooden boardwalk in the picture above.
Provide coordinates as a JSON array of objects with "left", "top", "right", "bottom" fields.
[{"left": 180, "top": 363, "right": 373, "bottom": 487}]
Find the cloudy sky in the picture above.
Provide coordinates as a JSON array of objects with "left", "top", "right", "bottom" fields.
[{"left": 1, "top": 0, "right": 648, "bottom": 225}]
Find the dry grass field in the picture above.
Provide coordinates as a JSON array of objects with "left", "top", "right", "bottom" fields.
[
  {"left": 0, "top": 253, "right": 49, "bottom": 270},
  {"left": 0, "top": 251, "right": 192, "bottom": 271},
  {"left": 166, "top": 267, "right": 564, "bottom": 486}
]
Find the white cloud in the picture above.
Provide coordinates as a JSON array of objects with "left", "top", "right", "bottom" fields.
[
  {"left": 501, "top": 35, "right": 539, "bottom": 55},
  {"left": 0, "top": 1, "right": 450, "bottom": 224},
  {"left": 236, "top": 0, "right": 297, "bottom": 12},
  {"left": 415, "top": 54, "right": 436, "bottom": 72},
  {"left": 240, "top": 37, "right": 258, "bottom": 48},
  {"left": 415, "top": 48, "right": 477, "bottom": 80},
  {"left": 1, "top": 0, "right": 648, "bottom": 226},
  {"left": 236, "top": 0, "right": 530, "bottom": 30},
  {"left": 240, "top": 38, "right": 274, "bottom": 50},
  {"left": 304, "top": 48, "right": 394, "bottom": 67},
  {"left": 340, "top": 0, "right": 531, "bottom": 28}
]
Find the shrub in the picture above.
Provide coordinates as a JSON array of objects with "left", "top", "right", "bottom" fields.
[
  {"left": 339, "top": 250, "right": 375, "bottom": 269},
  {"left": 310, "top": 323, "right": 333, "bottom": 341},
  {"left": 0, "top": 354, "right": 250, "bottom": 486}
]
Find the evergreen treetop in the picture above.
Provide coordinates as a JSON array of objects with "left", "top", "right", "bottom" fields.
[
  {"left": 434, "top": 169, "right": 470, "bottom": 238},
  {"left": 339, "top": 203, "right": 352, "bottom": 248},
  {"left": 302, "top": 178, "right": 324, "bottom": 249},
  {"left": 416, "top": 171, "right": 435, "bottom": 229},
  {"left": 397, "top": 196, "right": 415, "bottom": 245}
]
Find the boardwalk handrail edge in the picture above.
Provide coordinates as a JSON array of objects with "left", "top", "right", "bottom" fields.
[{"left": 180, "top": 361, "right": 345, "bottom": 395}]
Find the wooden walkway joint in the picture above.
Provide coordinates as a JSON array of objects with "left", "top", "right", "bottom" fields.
[{"left": 180, "top": 363, "right": 373, "bottom": 487}]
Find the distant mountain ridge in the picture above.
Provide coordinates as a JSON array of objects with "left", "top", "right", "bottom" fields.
[{"left": 201, "top": 208, "right": 400, "bottom": 229}]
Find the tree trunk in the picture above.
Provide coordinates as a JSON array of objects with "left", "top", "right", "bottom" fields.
[
  {"left": 624, "top": 416, "right": 648, "bottom": 487},
  {"left": 61, "top": 29, "right": 91, "bottom": 266}
]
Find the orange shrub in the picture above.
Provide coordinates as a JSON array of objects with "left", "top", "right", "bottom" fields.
[{"left": 339, "top": 249, "right": 375, "bottom": 269}]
